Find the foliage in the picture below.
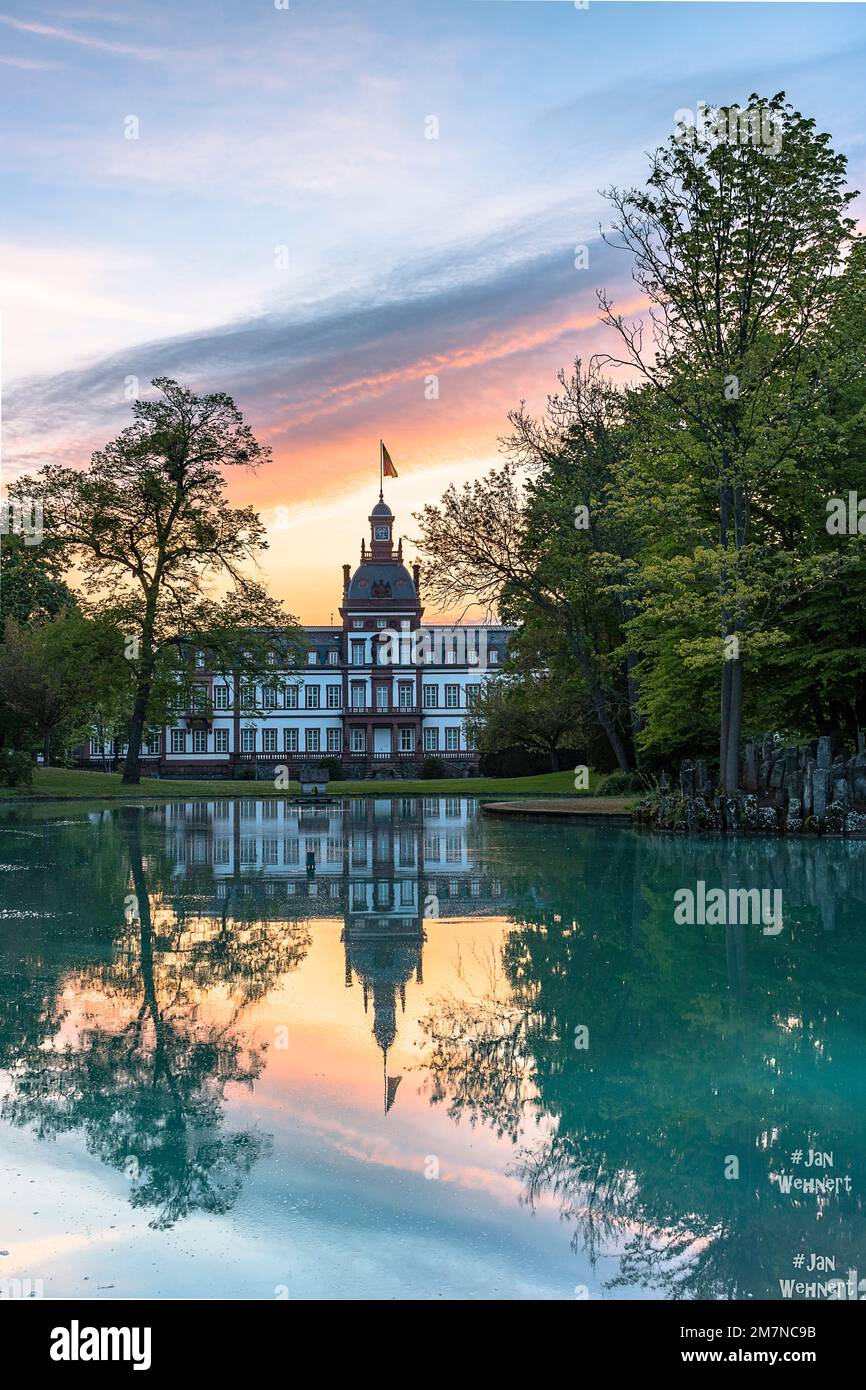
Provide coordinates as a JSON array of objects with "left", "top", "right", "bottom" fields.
[{"left": 0, "top": 748, "right": 33, "bottom": 788}]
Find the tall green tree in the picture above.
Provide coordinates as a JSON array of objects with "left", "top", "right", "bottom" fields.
[
  {"left": 599, "top": 92, "right": 858, "bottom": 787},
  {"left": 414, "top": 364, "right": 637, "bottom": 771},
  {"left": 10, "top": 378, "right": 303, "bottom": 783}
]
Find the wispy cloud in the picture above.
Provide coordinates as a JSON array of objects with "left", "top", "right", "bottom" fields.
[
  {"left": 0, "top": 12, "right": 160, "bottom": 58},
  {"left": 0, "top": 53, "right": 58, "bottom": 69}
]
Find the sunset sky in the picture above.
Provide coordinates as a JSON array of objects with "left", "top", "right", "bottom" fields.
[{"left": 2, "top": 1, "right": 866, "bottom": 621}]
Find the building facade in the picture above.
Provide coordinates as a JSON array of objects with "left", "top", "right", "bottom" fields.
[{"left": 86, "top": 492, "right": 509, "bottom": 779}]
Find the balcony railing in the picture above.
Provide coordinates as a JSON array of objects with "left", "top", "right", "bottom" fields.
[{"left": 347, "top": 704, "right": 420, "bottom": 715}]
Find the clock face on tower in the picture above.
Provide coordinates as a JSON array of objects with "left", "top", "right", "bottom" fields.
[{"left": 374, "top": 525, "right": 389, "bottom": 540}]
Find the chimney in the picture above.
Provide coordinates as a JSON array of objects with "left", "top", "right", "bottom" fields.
[
  {"left": 342, "top": 564, "right": 351, "bottom": 595},
  {"left": 412, "top": 561, "right": 421, "bottom": 598}
]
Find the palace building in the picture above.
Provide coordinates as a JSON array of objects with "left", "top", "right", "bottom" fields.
[{"left": 86, "top": 491, "right": 510, "bottom": 779}]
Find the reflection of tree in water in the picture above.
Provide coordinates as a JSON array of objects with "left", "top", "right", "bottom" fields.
[
  {"left": 420, "top": 825, "right": 866, "bottom": 1298},
  {"left": 1, "top": 807, "right": 312, "bottom": 1230}
]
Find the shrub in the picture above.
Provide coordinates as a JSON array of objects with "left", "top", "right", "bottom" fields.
[
  {"left": 0, "top": 750, "right": 34, "bottom": 789},
  {"left": 422, "top": 757, "right": 448, "bottom": 780},
  {"left": 595, "top": 770, "right": 645, "bottom": 796}
]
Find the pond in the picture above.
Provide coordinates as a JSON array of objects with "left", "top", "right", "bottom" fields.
[{"left": 0, "top": 796, "right": 864, "bottom": 1301}]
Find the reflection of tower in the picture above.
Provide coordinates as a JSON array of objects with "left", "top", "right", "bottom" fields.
[{"left": 342, "top": 798, "right": 425, "bottom": 1113}]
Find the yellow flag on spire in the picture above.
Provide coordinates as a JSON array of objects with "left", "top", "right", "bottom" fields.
[{"left": 381, "top": 441, "right": 398, "bottom": 478}]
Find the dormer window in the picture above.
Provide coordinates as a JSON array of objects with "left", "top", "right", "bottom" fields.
[{"left": 307, "top": 651, "right": 317, "bottom": 666}]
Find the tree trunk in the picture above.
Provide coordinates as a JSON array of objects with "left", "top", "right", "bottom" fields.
[
  {"left": 562, "top": 629, "right": 631, "bottom": 772},
  {"left": 724, "top": 656, "right": 743, "bottom": 794},
  {"left": 719, "top": 658, "right": 732, "bottom": 790},
  {"left": 548, "top": 745, "right": 561, "bottom": 772},
  {"left": 123, "top": 675, "right": 152, "bottom": 784},
  {"left": 42, "top": 731, "right": 51, "bottom": 767},
  {"left": 123, "top": 607, "right": 157, "bottom": 786}
]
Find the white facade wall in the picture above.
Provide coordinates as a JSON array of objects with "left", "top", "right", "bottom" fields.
[{"left": 160, "top": 623, "right": 510, "bottom": 764}]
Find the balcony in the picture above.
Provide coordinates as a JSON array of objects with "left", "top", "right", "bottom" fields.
[{"left": 347, "top": 704, "right": 419, "bottom": 716}]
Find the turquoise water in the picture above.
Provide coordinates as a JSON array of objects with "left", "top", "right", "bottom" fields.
[{"left": 0, "top": 797, "right": 864, "bottom": 1301}]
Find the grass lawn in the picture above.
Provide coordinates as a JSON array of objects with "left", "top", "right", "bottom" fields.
[{"left": 0, "top": 766, "right": 597, "bottom": 803}]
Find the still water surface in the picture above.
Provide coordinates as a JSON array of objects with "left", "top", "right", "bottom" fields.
[{"left": 1, "top": 796, "right": 864, "bottom": 1300}]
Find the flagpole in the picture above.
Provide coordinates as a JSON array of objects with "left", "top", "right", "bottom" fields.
[{"left": 379, "top": 439, "right": 383, "bottom": 501}]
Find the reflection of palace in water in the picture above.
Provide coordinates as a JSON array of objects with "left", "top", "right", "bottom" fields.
[{"left": 155, "top": 796, "right": 502, "bottom": 1110}]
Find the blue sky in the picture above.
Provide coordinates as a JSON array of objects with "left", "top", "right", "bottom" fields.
[{"left": 2, "top": 1, "right": 865, "bottom": 617}]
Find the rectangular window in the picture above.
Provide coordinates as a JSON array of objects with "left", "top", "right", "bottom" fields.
[
  {"left": 445, "top": 727, "right": 459, "bottom": 751},
  {"left": 376, "top": 686, "right": 389, "bottom": 710},
  {"left": 215, "top": 729, "right": 229, "bottom": 753},
  {"left": 399, "top": 683, "right": 413, "bottom": 709},
  {"left": 283, "top": 728, "right": 298, "bottom": 753},
  {"left": 400, "top": 728, "right": 414, "bottom": 753},
  {"left": 306, "top": 729, "right": 320, "bottom": 753},
  {"left": 283, "top": 684, "right": 298, "bottom": 708},
  {"left": 307, "top": 651, "right": 318, "bottom": 665},
  {"left": 213, "top": 684, "right": 229, "bottom": 709},
  {"left": 241, "top": 728, "right": 256, "bottom": 752},
  {"left": 306, "top": 686, "right": 320, "bottom": 709},
  {"left": 263, "top": 728, "right": 277, "bottom": 753},
  {"left": 423, "top": 685, "right": 438, "bottom": 708},
  {"left": 171, "top": 729, "right": 185, "bottom": 754},
  {"left": 327, "top": 684, "right": 341, "bottom": 709},
  {"left": 423, "top": 727, "right": 439, "bottom": 751},
  {"left": 445, "top": 684, "right": 459, "bottom": 709},
  {"left": 192, "top": 730, "right": 207, "bottom": 753},
  {"left": 351, "top": 640, "right": 365, "bottom": 666},
  {"left": 195, "top": 649, "right": 206, "bottom": 669},
  {"left": 351, "top": 728, "right": 366, "bottom": 752},
  {"left": 328, "top": 650, "right": 339, "bottom": 666},
  {"left": 240, "top": 683, "right": 256, "bottom": 709},
  {"left": 490, "top": 649, "right": 499, "bottom": 664},
  {"left": 353, "top": 619, "right": 363, "bottom": 629},
  {"left": 466, "top": 684, "right": 481, "bottom": 707},
  {"left": 263, "top": 686, "right": 277, "bottom": 709},
  {"left": 147, "top": 733, "right": 161, "bottom": 755},
  {"left": 191, "top": 684, "right": 208, "bottom": 710},
  {"left": 351, "top": 683, "right": 365, "bottom": 709},
  {"left": 327, "top": 728, "right": 341, "bottom": 753}
]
